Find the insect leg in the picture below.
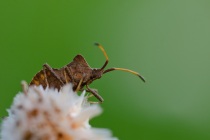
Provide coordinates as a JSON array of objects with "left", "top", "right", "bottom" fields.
[
  {"left": 42, "top": 65, "right": 49, "bottom": 87},
  {"left": 43, "top": 63, "right": 64, "bottom": 88},
  {"left": 21, "top": 81, "right": 28, "bottom": 95},
  {"left": 80, "top": 88, "right": 98, "bottom": 98},
  {"left": 64, "top": 67, "right": 74, "bottom": 83},
  {"left": 75, "top": 77, "right": 83, "bottom": 92},
  {"left": 86, "top": 85, "right": 104, "bottom": 103},
  {"left": 63, "top": 69, "right": 68, "bottom": 83}
]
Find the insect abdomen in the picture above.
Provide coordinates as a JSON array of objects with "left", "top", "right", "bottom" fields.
[
  {"left": 30, "top": 70, "right": 48, "bottom": 88},
  {"left": 30, "top": 69, "right": 66, "bottom": 90}
]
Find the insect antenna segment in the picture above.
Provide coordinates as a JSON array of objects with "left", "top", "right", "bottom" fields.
[
  {"left": 95, "top": 43, "right": 145, "bottom": 83},
  {"left": 103, "top": 68, "right": 146, "bottom": 82},
  {"left": 95, "top": 43, "right": 109, "bottom": 70}
]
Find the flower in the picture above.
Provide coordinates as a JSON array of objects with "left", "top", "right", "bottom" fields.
[{"left": 1, "top": 82, "right": 118, "bottom": 140}]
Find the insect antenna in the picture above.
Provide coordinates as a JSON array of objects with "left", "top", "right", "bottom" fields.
[
  {"left": 95, "top": 43, "right": 109, "bottom": 70},
  {"left": 103, "top": 68, "right": 145, "bottom": 82},
  {"left": 95, "top": 43, "right": 145, "bottom": 82}
]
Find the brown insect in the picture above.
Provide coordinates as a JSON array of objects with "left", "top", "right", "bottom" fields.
[{"left": 30, "top": 43, "right": 145, "bottom": 103}]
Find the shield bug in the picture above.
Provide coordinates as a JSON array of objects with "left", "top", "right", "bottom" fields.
[{"left": 30, "top": 43, "right": 145, "bottom": 103}]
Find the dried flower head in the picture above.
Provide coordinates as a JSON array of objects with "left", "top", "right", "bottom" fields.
[{"left": 1, "top": 82, "right": 117, "bottom": 140}]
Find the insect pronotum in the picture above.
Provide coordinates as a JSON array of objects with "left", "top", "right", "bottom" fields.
[{"left": 30, "top": 43, "right": 145, "bottom": 103}]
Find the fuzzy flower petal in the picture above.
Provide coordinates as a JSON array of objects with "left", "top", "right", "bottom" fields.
[{"left": 1, "top": 83, "right": 118, "bottom": 140}]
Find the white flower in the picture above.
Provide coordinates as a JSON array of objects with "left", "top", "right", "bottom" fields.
[{"left": 1, "top": 82, "right": 118, "bottom": 140}]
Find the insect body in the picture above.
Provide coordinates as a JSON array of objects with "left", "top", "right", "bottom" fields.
[{"left": 30, "top": 43, "right": 145, "bottom": 103}]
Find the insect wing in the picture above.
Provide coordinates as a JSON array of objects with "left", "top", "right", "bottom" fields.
[{"left": 30, "top": 69, "right": 63, "bottom": 90}]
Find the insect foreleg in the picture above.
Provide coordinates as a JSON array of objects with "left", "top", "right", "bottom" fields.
[
  {"left": 86, "top": 85, "right": 104, "bottom": 103},
  {"left": 86, "top": 88, "right": 98, "bottom": 98}
]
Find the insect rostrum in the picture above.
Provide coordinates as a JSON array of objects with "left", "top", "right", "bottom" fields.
[{"left": 30, "top": 43, "right": 145, "bottom": 103}]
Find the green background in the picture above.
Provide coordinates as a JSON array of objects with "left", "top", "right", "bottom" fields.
[{"left": 1, "top": 0, "right": 210, "bottom": 139}]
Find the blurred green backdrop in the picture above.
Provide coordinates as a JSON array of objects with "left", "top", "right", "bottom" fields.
[{"left": 1, "top": 0, "right": 210, "bottom": 139}]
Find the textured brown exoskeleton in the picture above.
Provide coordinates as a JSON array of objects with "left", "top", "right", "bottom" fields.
[{"left": 30, "top": 43, "right": 145, "bottom": 103}]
